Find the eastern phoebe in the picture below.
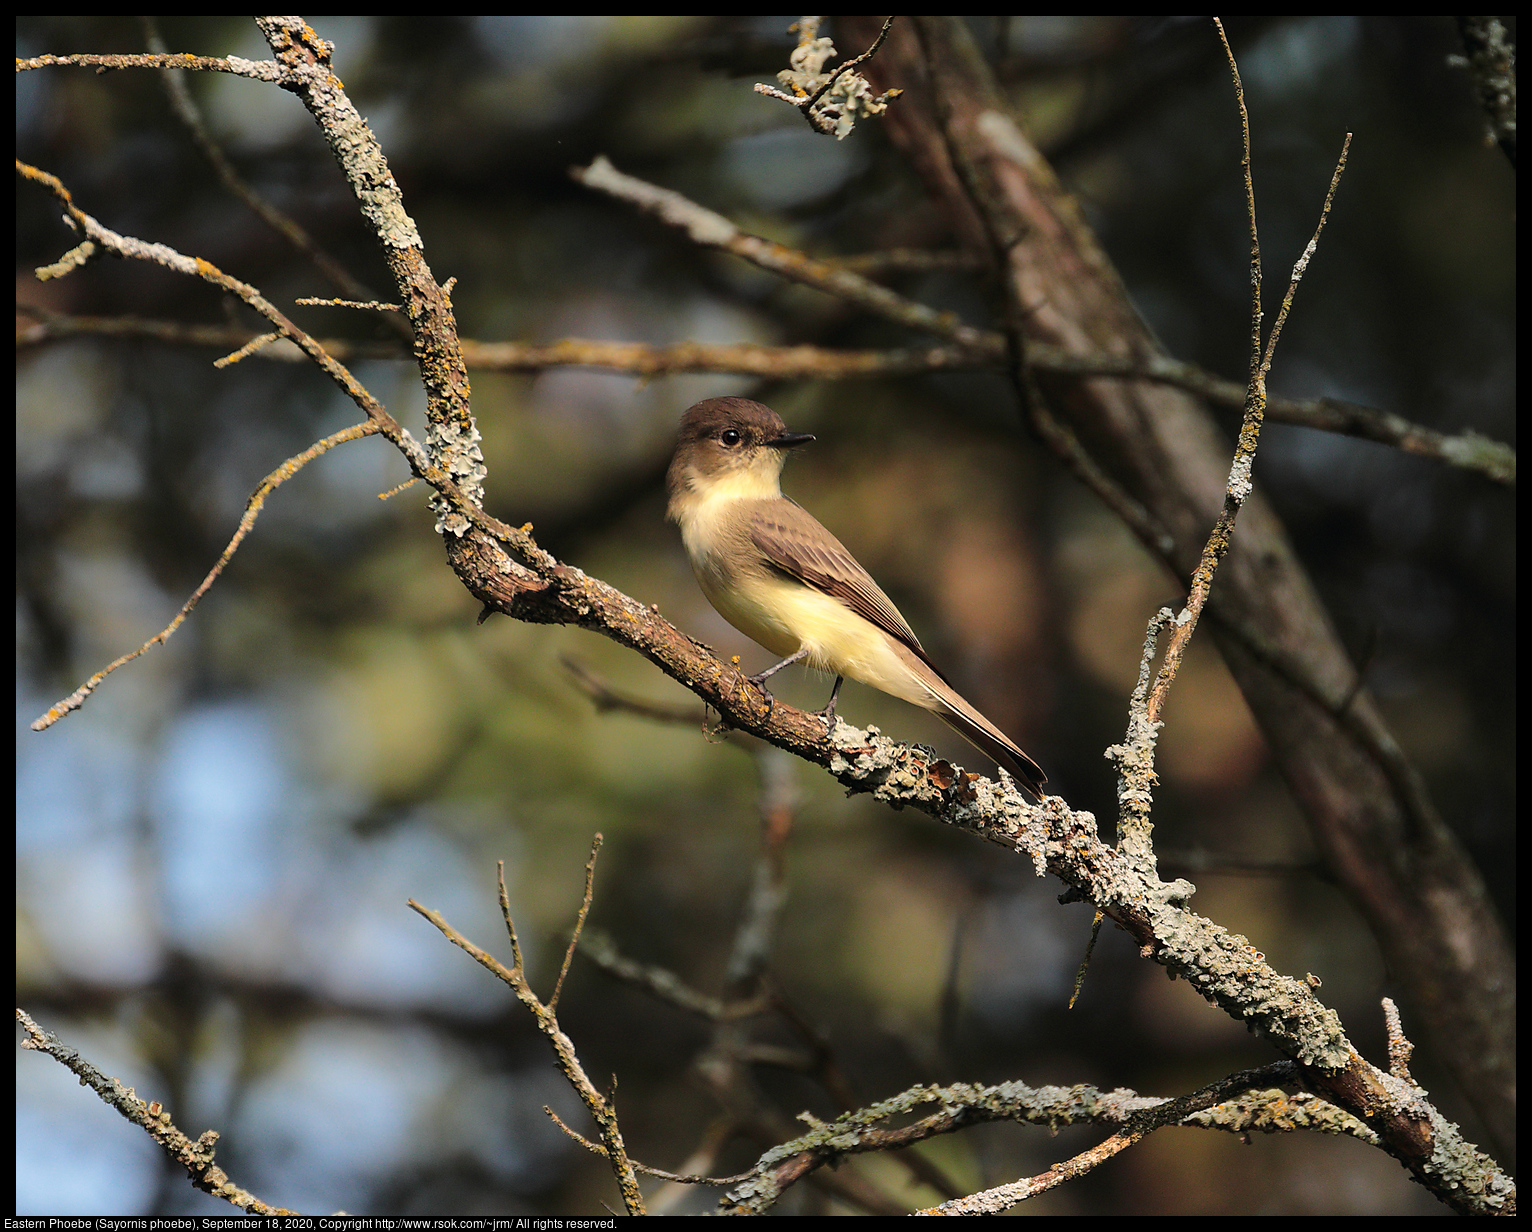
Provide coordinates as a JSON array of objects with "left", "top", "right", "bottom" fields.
[{"left": 666, "top": 397, "right": 1047, "bottom": 796}]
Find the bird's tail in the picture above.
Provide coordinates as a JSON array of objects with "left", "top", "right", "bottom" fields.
[{"left": 928, "top": 685, "right": 1048, "bottom": 799}]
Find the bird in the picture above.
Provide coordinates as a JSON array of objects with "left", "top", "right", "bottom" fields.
[{"left": 665, "top": 396, "right": 1047, "bottom": 797}]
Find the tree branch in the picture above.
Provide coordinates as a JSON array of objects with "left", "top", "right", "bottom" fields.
[{"left": 838, "top": 13, "right": 1516, "bottom": 1172}]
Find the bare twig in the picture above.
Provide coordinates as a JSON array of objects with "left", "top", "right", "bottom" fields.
[
  {"left": 829, "top": 247, "right": 984, "bottom": 273},
  {"left": 17, "top": 50, "right": 285, "bottom": 81},
  {"left": 719, "top": 1062, "right": 1333, "bottom": 1214},
  {"left": 561, "top": 654, "right": 708, "bottom": 725},
  {"left": 570, "top": 159, "right": 1513, "bottom": 485},
  {"left": 19, "top": 308, "right": 1512, "bottom": 484},
  {"left": 1067, "top": 910, "right": 1105, "bottom": 1010},
  {"left": 572, "top": 155, "right": 994, "bottom": 352},
  {"left": 1108, "top": 24, "right": 1350, "bottom": 883},
  {"left": 1258, "top": 133, "right": 1351, "bottom": 379},
  {"left": 18, "top": 160, "right": 552, "bottom": 727},
  {"left": 138, "top": 17, "right": 408, "bottom": 339},
  {"left": 294, "top": 296, "right": 403, "bottom": 313},
  {"left": 1141, "top": 26, "right": 1351, "bottom": 732},
  {"left": 544, "top": 1106, "right": 753, "bottom": 1185},
  {"left": 14, "top": 158, "right": 513, "bottom": 542},
  {"left": 582, "top": 930, "right": 748, "bottom": 1020},
  {"left": 919, "top": 1064, "right": 1301, "bottom": 1214}
]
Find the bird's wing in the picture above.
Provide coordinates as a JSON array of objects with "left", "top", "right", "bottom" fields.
[{"left": 749, "top": 499, "right": 950, "bottom": 682}]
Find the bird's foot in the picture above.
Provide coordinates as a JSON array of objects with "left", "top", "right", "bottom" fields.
[
  {"left": 744, "top": 671, "right": 778, "bottom": 722},
  {"left": 745, "top": 648, "right": 810, "bottom": 723},
  {"left": 814, "top": 675, "right": 845, "bottom": 740}
]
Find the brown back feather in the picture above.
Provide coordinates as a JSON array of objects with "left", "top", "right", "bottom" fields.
[{"left": 749, "top": 499, "right": 953, "bottom": 687}]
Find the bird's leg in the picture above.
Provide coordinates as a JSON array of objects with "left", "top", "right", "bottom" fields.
[
  {"left": 815, "top": 675, "right": 844, "bottom": 739},
  {"left": 749, "top": 647, "right": 809, "bottom": 685},
  {"left": 746, "top": 647, "right": 809, "bottom": 720}
]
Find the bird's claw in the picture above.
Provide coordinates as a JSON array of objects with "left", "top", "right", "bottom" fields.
[{"left": 744, "top": 673, "right": 776, "bottom": 722}]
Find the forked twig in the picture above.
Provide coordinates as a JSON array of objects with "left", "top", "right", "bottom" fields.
[
  {"left": 544, "top": 1106, "right": 753, "bottom": 1186},
  {"left": 1141, "top": 23, "right": 1352, "bottom": 731},
  {"left": 409, "top": 846, "right": 646, "bottom": 1215}
]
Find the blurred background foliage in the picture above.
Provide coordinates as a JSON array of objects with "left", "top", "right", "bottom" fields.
[{"left": 16, "top": 15, "right": 1511, "bottom": 1216}]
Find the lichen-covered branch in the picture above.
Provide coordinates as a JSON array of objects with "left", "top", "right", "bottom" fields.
[
  {"left": 16, "top": 1010, "right": 297, "bottom": 1215},
  {"left": 718, "top": 1062, "right": 1367, "bottom": 1214}
]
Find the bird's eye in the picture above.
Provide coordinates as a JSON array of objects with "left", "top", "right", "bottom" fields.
[{"left": 719, "top": 429, "right": 742, "bottom": 447}]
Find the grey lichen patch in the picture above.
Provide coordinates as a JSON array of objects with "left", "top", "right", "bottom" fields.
[
  {"left": 1420, "top": 1095, "right": 1516, "bottom": 1208},
  {"left": 760, "top": 19, "right": 902, "bottom": 140},
  {"left": 1146, "top": 877, "right": 1196, "bottom": 907},
  {"left": 427, "top": 417, "right": 487, "bottom": 539},
  {"left": 427, "top": 418, "right": 487, "bottom": 496},
  {"left": 1147, "top": 906, "right": 1352, "bottom": 1070}
]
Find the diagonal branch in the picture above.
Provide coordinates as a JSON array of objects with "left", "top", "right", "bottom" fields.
[
  {"left": 718, "top": 1061, "right": 1369, "bottom": 1214},
  {"left": 137, "top": 17, "right": 408, "bottom": 339},
  {"left": 16, "top": 1010, "right": 297, "bottom": 1215}
]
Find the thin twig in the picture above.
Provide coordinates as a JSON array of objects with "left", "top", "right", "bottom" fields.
[
  {"left": 18, "top": 160, "right": 553, "bottom": 727},
  {"left": 1142, "top": 27, "right": 1352, "bottom": 728},
  {"left": 581, "top": 930, "right": 749, "bottom": 1020},
  {"left": 549, "top": 834, "right": 603, "bottom": 1013},
  {"left": 17, "top": 50, "right": 285, "bottom": 80},
  {"left": 719, "top": 1062, "right": 1311, "bottom": 1213},
  {"left": 543, "top": 1106, "right": 753, "bottom": 1185},
  {"left": 919, "top": 1063, "right": 1298, "bottom": 1214},
  {"left": 1068, "top": 911, "right": 1105, "bottom": 1010},
  {"left": 1259, "top": 132, "right": 1351, "bottom": 379},
  {"left": 31, "top": 421, "right": 378, "bottom": 731},
  {"left": 561, "top": 654, "right": 708, "bottom": 725},
  {"left": 19, "top": 313, "right": 1512, "bottom": 485},
  {"left": 138, "top": 17, "right": 409, "bottom": 339},
  {"left": 572, "top": 156, "right": 994, "bottom": 352},
  {"left": 1217, "top": 16, "right": 1263, "bottom": 415},
  {"left": 495, "top": 861, "right": 525, "bottom": 975}
]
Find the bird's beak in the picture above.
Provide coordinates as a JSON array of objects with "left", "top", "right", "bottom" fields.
[{"left": 766, "top": 431, "right": 815, "bottom": 450}]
